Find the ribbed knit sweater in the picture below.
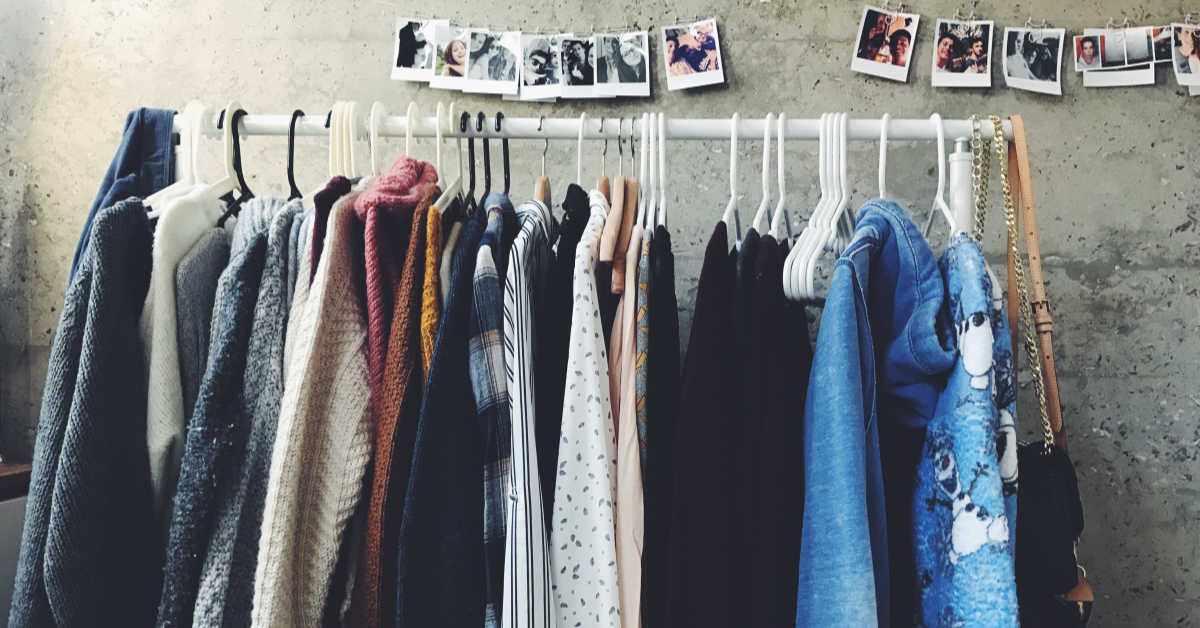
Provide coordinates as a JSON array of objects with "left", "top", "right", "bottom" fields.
[
  {"left": 192, "top": 199, "right": 304, "bottom": 627},
  {"left": 351, "top": 184, "right": 436, "bottom": 628},
  {"left": 252, "top": 189, "right": 374, "bottom": 627},
  {"left": 11, "top": 199, "right": 157, "bottom": 627},
  {"left": 420, "top": 204, "right": 444, "bottom": 378},
  {"left": 155, "top": 197, "right": 279, "bottom": 628},
  {"left": 352, "top": 157, "right": 439, "bottom": 414},
  {"left": 175, "top": 227, "right": 232, "bottom": 427}
]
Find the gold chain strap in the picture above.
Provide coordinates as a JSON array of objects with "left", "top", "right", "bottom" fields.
[
  {"left": 970, "top": 115, "right": 989, "bottom": 242},
  {"left": 992, "top": 115, "right": 1054, "bottom": 449}
]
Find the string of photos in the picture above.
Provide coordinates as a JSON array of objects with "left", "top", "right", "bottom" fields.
[
  {"left": 854, "top": 3, "right": 1200, "bottom": 95},
  {"left": 390, "top": 17, "right": 726, "bottom": 100}
]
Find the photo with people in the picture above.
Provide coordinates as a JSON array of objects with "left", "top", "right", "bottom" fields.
[
  {"left": 392, "top": 18, "right": 445, "bottom": 81},
  {"left": 662, "top": 18, "right": 725, "bottom": 90},
  {"left": 1173, "top": 24, "right": 1200, "bottom": 84},
  {"left": 1074, "top": 35, "right": 1103, "bottom": 71},
  {"left": 1003, "top": 27, "right": 1065, "bottom": 95},
  {"left": 430, "top": 24, "right": 469, "bottom": 90},
  {"left": 931, "top": 19, "right": 992, "bottom": 87},
  {"left": 852, "top": 6, "right": 920, "bottom": 82}
]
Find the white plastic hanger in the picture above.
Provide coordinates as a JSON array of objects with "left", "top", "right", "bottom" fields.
[
  {"left": 657, "top": 111, "right": 667, "bottom": 228},
  {"left": 805, "top": 112, "right": 850, "bottom": 299},
  {"left": 921, "top": 113, "right": 960, "bottom": 239},
  {"left": 202, "top": 100, "right": 248, "bottom": 200},
  {"left": 576, "top": 112, "right": 587, "bottom": 184},
  {"left": 343, "top": 101, "right": 359, "bottom": 178},
  {"left": 645, "top": 113, "right": 658, "bottom": 228},
  {"left": 749, "top": 112, "right": 775, "bottom": 235},
  {"left": 784, "top": 112, "right": 829, "bottom": 300},
  {"left": 635, "top": 113, "right": 650, "bottom": 228},
  {"left": 769, "top": 112, "right": 790, "bottom": 241},
  {"left": 878, "top": 113, "right": 891, "bottom": 199},
  {"left": 432, "top": 101, "right": 463, "bottom": 213},
  {"left": 146, "top": 100, "right": 206, "bottom": 213},
  {"left": 721, "top": 112, "right": 741, "bottom": 242},
  {"left": 405, "top": 101, "right": 420, "bottom": 157},
  {"left": 798, "top": 113, "right": 842, "bottom": 299},
  {"left": 369, "top": 101, "right": 387, "bottom": 176},
  {"left": 327, "top": 101, "right": 342, "bottom": 178}
]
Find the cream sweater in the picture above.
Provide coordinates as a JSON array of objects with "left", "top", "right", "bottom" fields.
[
  {"left": 139, "top": 185, "right": 223, "bottom": 531},
  {"left": 251, "top": 190, "right": 374, "bottom": 627}
]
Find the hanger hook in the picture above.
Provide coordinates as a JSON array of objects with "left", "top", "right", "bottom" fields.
[
  {"left": 878, "top": 113, "right": 890, "bottom": 200},
  {"left": 617, "top": 118, "right": 625, "bottom": 176},
  {"left": 287, "top": 109, "right": 304, "bottom": 200},
  {"left": 538, "top": 115, "right": 548, "bottom": 176},
  {"left": 462, "top": 111, "right": 476, "bottom": 201},
  {"left": 497, "top": 111, "right": 510, "bottom": 196},
  {"left": 576, "top": 112, "right": 587, "bottom": 184},
  {"left": 599, "top": 116, "right": 607, "bottom": 178},
  {"left": 477, "top": 112, "right": 491, "bottom": 202}
]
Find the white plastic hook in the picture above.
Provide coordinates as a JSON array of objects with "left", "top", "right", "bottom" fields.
[
  {"left": 770, "top": 112, "right": 790, "bottom": 240},
  {"left": 878, "top": 113, "right": 890, "bottom": 199},
  {"left": 657, "top": 112, "right": 667, "bottom": 228},
  {"left": 577, "top": 112, "right": 587, "bottom": 184},
  {"left": 369, "top": 101, "right": 386, "bottom": 176},
  {"left": 636, "top": 112, "right": 649, "bottom": 228},
  {"left": 922, "top": 113, "right": 959, "bottom": 238},
  {"left": 721, "top": 112, "right": 740, "bottom": 240},
  {"left": 405, "top": 101, "right": 419, "bottom": 157},
  {"left": 751, "top": 112, "right": 775, "bottom": 234}
]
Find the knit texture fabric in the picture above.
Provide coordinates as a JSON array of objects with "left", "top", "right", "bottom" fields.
[
  {"left": 12, "top": 199, "right": 157, "bottom": 627},
  {"left": 252, "top": 189, "right": 374, "bottom": 627},
  {"left": 394, "top": 210, "right": 485, "bottom": 627},
  {"left": 175, "top": 227, "right": 232, "bottom": 431},
  {"left": 141, "top": 186, "right": 225, "bottom": 535},
  {"left": 155, "top": 197, "right": 279, "bottom": 628},
  {"left": 420, "top": 204, "right": 444, "bottom": 378},
  {"left": 352, "top": 156, "right": 439, "bottom": 414},
  {"left": 192, "top": 199, "right": 304, "bottom": 627},
  {"left": 351, "top": 183, "right": 436, "bottom": 628}
]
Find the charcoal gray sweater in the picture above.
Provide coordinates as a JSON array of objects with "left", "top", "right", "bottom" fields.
[
  {"left": 175, "top": 227, "right": 233, "bottom": 427},
  {"left": 192, "top": 199, "right": 303, "bottom": 627},
  {"left": 11, "top": 199, "right": 158, "bottom": 627},
  {"left": 155, "top": 198, "right": 280, "bottom": 627}
]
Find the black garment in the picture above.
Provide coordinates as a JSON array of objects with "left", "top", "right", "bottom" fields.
[
  {"left": 642, "top": 224, "right": 681, "bottom": 628},
  {"left": 596, "top": 260, "right": 619, "bottom": 343},
  {"left": 394, "top": 211, "right": 486, "bottom": 627},
  {"left": 746, "top": 235, "right": 810, "bottom": 627},
  {"left": 536, "top": 184, "right": 589, "bottom": 526},
  {"left": 665, "top": 222, "right": 740, "bottom": 627},
  {"left": 1017, "top": 443, "right": 1087, "bottom": 627}
]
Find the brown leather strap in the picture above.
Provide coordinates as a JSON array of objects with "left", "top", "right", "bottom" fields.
[{"left": 1009, "top": 115, "right": 1068, "bottom": 450}]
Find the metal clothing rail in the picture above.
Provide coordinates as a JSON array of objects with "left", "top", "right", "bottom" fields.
[{"left": 178, "top": 113, "right": 1013, "bottom": 142}]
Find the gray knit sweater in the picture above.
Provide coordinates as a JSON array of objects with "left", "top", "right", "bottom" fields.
[
  {"left": 192, "top": 199, "right": 303, "bottom": 627},
  {"left": 175, "top": 227, "right": 232, "bottom": 427},
  {"left": 155, "top": 197, "right": 281, "bottom": 627},
  {"left": 11, "top": 199, "right": 158, "bottom": 627}
]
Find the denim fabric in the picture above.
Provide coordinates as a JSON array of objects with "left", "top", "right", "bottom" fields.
[
  {"left": 71, "top": 108, "right": 175, "bottom": 283},
  {"left": 913, "top": 234, "right": 1018, "bottom": 626},
  {"left": 795, "top": 200, "right": 955, "bottom": 628}
]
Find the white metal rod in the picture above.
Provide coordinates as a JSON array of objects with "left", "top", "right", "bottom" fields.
[{"left": 189, "top": 113, "right": 1012, "bottom": 142}]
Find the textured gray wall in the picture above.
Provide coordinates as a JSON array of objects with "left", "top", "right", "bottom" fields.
[{"left": 1, "top": 0, "right": 1197, "bottom": 624}]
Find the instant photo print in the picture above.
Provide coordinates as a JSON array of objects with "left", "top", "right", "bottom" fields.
[
  {"left": 931, "top": 18, "right": 993, "bottom": 87},
  {"left": 662, "top": 18, "right": 725, "bottom": 90},
  {"left": 462, "top": 29, "right": 521, "bottom": 95},
  {"left": 520, "top": 33, "right": 569, "bottom": 100},
  {"left": 852, "top": 6, "right": 920, "bottom": 82},
  {"left": 1082, "top": 27, "right": 1153, "bottom": 88},
  {"left": 430, "top": 24, "right": 470, "bottom": 90},
  {"left": 1002, "top": 27, "right": 1064, "bottom": 95},
  {"left": 594, "top": 31, "right": 650, "bottom": 97},
  {"left": 1171, "top": 24, "right": 1200, "bottom": 86},
  {"left": 559, "top": 36, "right": 598, "bottom": 97},
  {"left": 392, "top": 18, "right": 443, "bottom": 81}
]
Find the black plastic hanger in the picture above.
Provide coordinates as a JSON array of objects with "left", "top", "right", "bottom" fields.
[
  {"left": 477, "top": 112, "right": 491, "bottom": 208},
  {"left": 216, "top": 107, "right": 254, "bottom": 227},
  {"left": 496, "top": 112, "right": 510, "bottom": 196},
  {"left": 287, "top": 109, "right": 304, "bottom": 200},
  {"left": 462, "top": 111, "right": 478, "bottom": 215}
]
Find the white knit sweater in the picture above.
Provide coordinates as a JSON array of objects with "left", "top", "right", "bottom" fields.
[
  {"left": 139, "top": 185, "right": 223, "bottom": 531},
  {"left": 251, "top": 190, "right": 374, "bottom": 627}
]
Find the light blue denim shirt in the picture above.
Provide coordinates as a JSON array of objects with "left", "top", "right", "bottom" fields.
[
  {"left": 912, "top": 234, "right": 1019, "bottom": 626},
  {"left": 795, "top": 200, "right": 956, "bottom": 627}
]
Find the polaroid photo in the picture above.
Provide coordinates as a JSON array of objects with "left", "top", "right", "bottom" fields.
[
  {"left": 1124, "top": 27, "right": 1154, "bottom": 65},
  {"left": 852, "top": 6, "right": 920, "bottom": 82},
  {"left": 1073, "top": 35, "right": 1104, "bottom": 71},
  {"left": 392, "top": 18, "right": 443, "bottom": 81},
  {"left": 931, "top": 19, "right": 993, "bottom": 87},
  {"left": 1082, "top": 27, "right": 1153, "bottom": 87},
  {"left": 663, "top": 18, "right": 726, "bottom": 90},
  {"left": 430, "top": 24, "right": 470, "bottom": 90},
  {"left": 1152, "top": 26, "right": 1174, "bottom": 63},
  {"left": 594, "top": 31, "right": 651, "bottom": 97},
  {"left": 519, "top": 33, "right": 569, "bottom": 100},
  {"left": 559, "top": 36, "right": 598, "bottom": 97},
  {"left": 1002, "top": 27, "right": 1064, "bottom": 95},
  {"left": 462, "top": 30, "right": 520, "bottom": 95},
  {"left": 1171, "top": 24, "right": 1200, "bottom": 86},
  {"left": 1099, "top": 28, "right": 1127, "bottom": 68}
]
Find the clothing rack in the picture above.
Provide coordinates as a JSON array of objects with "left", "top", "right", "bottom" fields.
[{"left": 178, "top": 113, "right": 1013, "bottom": 142}]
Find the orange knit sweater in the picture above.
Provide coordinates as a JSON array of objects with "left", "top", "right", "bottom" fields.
[{"left": 419, "top": 205, "right": 444, "bottom": 378}]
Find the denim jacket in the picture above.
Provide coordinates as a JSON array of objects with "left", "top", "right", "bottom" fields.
[
  {"left": 72, "top": 108, "right": 175, "bottom": 283},
  {"left": 795, "top": 200, "right": 956, "bottom": 627}
]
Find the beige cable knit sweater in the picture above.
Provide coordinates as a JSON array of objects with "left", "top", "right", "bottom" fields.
[{"left": 251, "top": 190, "right": 373, "bottom": 627}]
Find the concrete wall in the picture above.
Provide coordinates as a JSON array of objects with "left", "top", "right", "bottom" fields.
[{"left": 1, "top": 0, "right": 1196, "bottom": 624}]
